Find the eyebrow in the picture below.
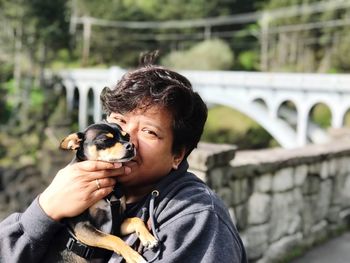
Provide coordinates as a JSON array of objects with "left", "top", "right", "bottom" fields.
[
  {"left": 110, "top": 112, "right": 168, "bottom": 134},
  {"left": 143, "top": 121, "right": 164, "bottom": 132}
]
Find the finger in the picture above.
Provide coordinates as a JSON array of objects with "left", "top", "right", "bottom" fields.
[
  {"left": 88, "top": 166, "right": 131, "bottom": 181},
  {"left": 92, "top": 178, "right": 116, "bottom": 191},
  {"left": 93, "top": 186, "right": 114, "bottom": 199},
  {"left": 76, "top": 160, "right": 122, "bottom": 171}
]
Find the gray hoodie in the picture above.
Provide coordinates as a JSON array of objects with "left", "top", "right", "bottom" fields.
[{"left": 0, "top": 161, "right": 247, "bottom": 263}]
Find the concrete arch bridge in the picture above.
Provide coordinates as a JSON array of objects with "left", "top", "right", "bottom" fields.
[{"left": 58, "top": 67, "right": 350, "bottom": 149}]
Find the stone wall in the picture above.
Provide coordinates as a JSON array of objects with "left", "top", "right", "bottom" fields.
[
  {"left": 188, "top": 141, "right": 350, "bottom": 263},
  {"left": 2, "top": 139, "right": 350, "bottom": 262}
]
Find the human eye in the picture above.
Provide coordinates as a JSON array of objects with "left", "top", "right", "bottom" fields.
[{"left": 142, "top": 128, "right": 159, "bottom": 138}]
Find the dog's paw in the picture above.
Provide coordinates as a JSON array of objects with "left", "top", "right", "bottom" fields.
[
  {"left": 123, "top": 250, "right": 147, "bottom": 263},
  {"left": 138, "top": 232, "right": 159, "bottom": 249},
  {"left": 143, "top": 238, "right": 159, "bottom": 249}
]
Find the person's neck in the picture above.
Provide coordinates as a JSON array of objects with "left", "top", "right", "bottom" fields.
[{"left": 122, "top": 183, "right": 156, "bottom": 204}]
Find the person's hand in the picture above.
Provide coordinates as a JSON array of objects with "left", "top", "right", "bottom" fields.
[{"left": 39, "top": 161, "right": 131, "bottom": 221}]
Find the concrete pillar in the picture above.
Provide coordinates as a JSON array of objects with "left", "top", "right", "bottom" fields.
[
  {"left": 297, "top": 105, "right": 309, "bottom": 147},
  {"left": 330, "top": 93, "right": 345, "bottom": 129},
  {"left": 64, "top": 81, "right": 75, "bottom": 114},
  {"left": 268, "top": 99, "right": 279, "bottom": 120},
  {"left": 78, "top": 84, "right": 89, "bottom": 130},
  {"left": 332, "top": 110, "right": 344, "bottom": 129},
  {"left": 93, "top": 87, "right": 103, "bottom": 123}
]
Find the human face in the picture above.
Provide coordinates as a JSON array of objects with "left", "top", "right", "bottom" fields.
[{"left": 107, "top": 105, "right": 184, "bottom": 189}]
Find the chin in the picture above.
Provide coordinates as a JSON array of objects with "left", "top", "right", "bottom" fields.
[{"left": 124, "top": 160, "right": 138, "bottom": 168}]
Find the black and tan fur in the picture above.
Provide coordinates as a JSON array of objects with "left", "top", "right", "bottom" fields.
[{"left": 43, "top": 122, "right": 158, "bottom": 263}]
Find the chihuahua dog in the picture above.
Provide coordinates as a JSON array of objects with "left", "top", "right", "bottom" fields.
[{"left": 43, "top": 122, "right": 158, "bottom": 263}]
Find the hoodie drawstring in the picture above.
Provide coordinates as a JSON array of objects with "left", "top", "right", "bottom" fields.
[{"left": 146, "top": 190, "right": 161, "bottom": 263}]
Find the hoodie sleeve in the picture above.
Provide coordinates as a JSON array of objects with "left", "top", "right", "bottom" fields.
[
  {"left": 0, "top": 196, "right": 64, "bottom": 263},
  {"left": 142, "top": 208, "right": 247, "bottom": 263}
]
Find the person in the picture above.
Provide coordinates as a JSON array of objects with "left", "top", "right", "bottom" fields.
[{"left": 0, "top": 51, "right": 247, "bottom": 263}]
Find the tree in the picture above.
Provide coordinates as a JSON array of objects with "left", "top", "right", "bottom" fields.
[
  {"left": 0, "top": 0, "right": 70, "bottom": 129},
  {"left": 71, "top": 0, "right": 264, "bottom": 67},
  {"left": 261, "top": 0, "right": 350, "bottom": 72}
]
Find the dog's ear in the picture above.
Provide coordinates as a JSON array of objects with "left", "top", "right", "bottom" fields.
[{"left": 60, "top": 132, "right": 83, "bottom": 150}]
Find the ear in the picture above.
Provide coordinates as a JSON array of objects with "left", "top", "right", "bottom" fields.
[
  {"left": 172, "top": 148, "right": 186, "bottom": 170},
  {"left": 60, "top": 132, "right": 83, "bottom": 150}
]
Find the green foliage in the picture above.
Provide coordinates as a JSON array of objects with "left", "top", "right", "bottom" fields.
[
  {"left": 0, "top": 80, "right": 15, "bottom": 124},
  {"left": 0, "top": 0, "right": 70, "bottom": 75},
  {"left": 162, "top": 39, "right": 234, "bottom": 70},
  {"left": 0, "top": 86, "right": 11, "bottom": 124},
  {"left": 0, "top": 63, "right": 13, "bottom": 124},
  {"left": 261, "top": 0, "right": 350, "bottom": 72},
  {"left": 238, "top": 50, "right": 260, "bottom": 71},
  {"left": 30, "top": 86, "right": 45, "bottom": 107},
  {"left": 0, "top": 0, "right": 71, "bottom": 130},
  {"left": 0, "top": 62, "right": 14, "bottom": 82},
  {"left": 79, "top": 0, "right": 233, "bottom": 20},
  {"left": 73, "top": 0, "right": 265, "bottom": 68},
  {"left": 310, "top": 104, "right": 331, "bottom": 128},
  {"left": 25, "top": 0, "right": 70, "bottom": 48},
  {"left": 0, "top": 141, "right": 6, "bottom": 159},
  {"left": 331, "top": 33, "right": 350, "bottom": 72},
  {"left": 50, "top": 49, "right": 82, "bottom": 69}
]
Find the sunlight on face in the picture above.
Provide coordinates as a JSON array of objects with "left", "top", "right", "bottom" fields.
[{"left": 107, "top": 105, "right": 184, "bottom": 188}]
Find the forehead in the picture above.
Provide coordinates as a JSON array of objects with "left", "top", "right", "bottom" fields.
[{"left": 133, "top": 105, "right": 173, "bottom": 123}]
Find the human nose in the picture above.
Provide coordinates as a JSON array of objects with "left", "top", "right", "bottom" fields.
[{"left": 123, "top": 124, "right": 138, "bottom": 148}]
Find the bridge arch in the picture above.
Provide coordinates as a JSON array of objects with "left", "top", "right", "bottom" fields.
[
  {"left": 309, "top": 102, "right": 332, "bottom": 127},
  {"left": 276, "top": 100, "right": 298, "bottom": 129},
  {"left": 334, "top": 103, "right": 350, "bottom": 128},
  {"left": 308, "top": 102, "right": 332, "bottom": 143},
  {"left": 87, "top": 88, "right": 94, "bottom": 125},
  {"left": 72, "top": 87, "right": 80, "bottom": 125},
  {"left": 251, "top": 98, "right": 268, "bottom": 109},
  {"left": 343, "top": 109, "right": 350, "bottom": 127},
  {"left": 200, "top": 93, "right": 297, "bottom": 148}
]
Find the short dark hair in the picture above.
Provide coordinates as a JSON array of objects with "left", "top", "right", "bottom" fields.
[{"left": 100, "top": 52, "right": 208, "bottom": 157}]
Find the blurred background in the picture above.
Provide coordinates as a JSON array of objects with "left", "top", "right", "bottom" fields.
[
  {"left": 4, "top": 0, "right": 350, "bottom": 155},
  {"left": 1, "top": 1, "right": 350, "bottom": 261}
]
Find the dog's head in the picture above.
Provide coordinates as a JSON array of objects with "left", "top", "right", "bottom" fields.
[{"left": 60, "top": 122, "right": 135, "bottom": 162}]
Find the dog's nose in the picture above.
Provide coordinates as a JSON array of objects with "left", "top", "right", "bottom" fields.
[{"left": 125, "top": 142, "right": 134, "bottom": 151}]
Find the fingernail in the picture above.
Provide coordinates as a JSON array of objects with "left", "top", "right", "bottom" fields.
[
  {"left": 125, "top": 166, "right": 131, "bottom": 174},
  {"left": 114, "top": 163, "right": 122, "bottom": 168}
]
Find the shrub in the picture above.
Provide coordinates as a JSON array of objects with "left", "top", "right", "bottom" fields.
[
  {"left": 238, "top": 50, "right": 260, "bottom": 71},
  {"left": 162, "top": 38, "right": 234, "bottom": 70}
]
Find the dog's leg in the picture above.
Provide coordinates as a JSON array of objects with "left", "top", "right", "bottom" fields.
[
  {"left": 74, "top": 222, "right": 147, "bottom": 263},
  {"left": 121, "top": 217, "right": 159, "bottom": 249}
]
